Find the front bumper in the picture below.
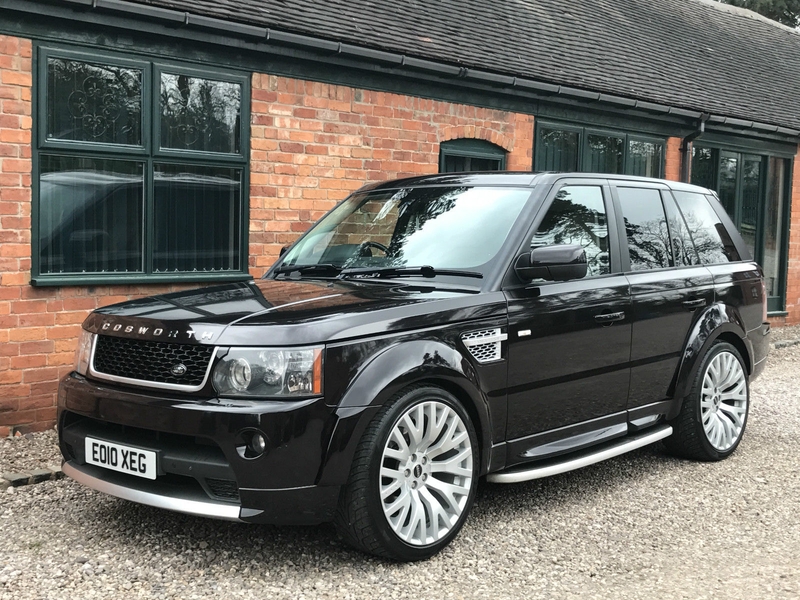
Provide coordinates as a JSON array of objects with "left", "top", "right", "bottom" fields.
[
  {"left": 58, "top": 372, "right": 357, "bottom": 525},
  {"left": 63, "top": 461, "right": 242, "bottom": 520}
]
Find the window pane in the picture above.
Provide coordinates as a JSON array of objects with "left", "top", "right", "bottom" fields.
[
  {"left": 153, "top": 164, "right": 241, "bottom": 272},
  {"left": 47, "top": 58, "right": 142, "bottom": 145},
  {"left": 531, "top": 186, "right": 610, "bottom": 277},
  {"left": 673, "top": 191, "right": 740, "bottom": 264},
  {"left": 661, "top": 191, "right": 697, "bottom": 267},
  {"left": 718, "top": 151, "right": 738, "bottom": 218},
  {"left": 39, "top": 156, "right": 143, "bottom": 274},
  {"left": 586, "top": 134, "right": 623, "bottom": 173},
  {"left": 764, "top": 157, "right": 788, "bottom": 302},
  {"left": 468, "top": 157, "right": 503, "bottom": 171},
  {"left": 628, "top": 140, "right": 663, "bottom": 177},
  {"left": 160, "top": 73, "right": 242, "bottom": 153},
  {"left": 617, "top": 188, "right": 671, "bottom": 271},
  {"left": 443, "top": 154, "right": 467, "bottom": 173},
  {"left": 442, "top": 155, "right": 502, "bottom": 172},
  {"left": 691, "top": 146, "right": 716, "bottom": 189},
  {"left": 740, "top": 156, "right": 761, "bottom": 257},
  {"left": 538, "top": 129, "right": 579, "bottom": 171}
]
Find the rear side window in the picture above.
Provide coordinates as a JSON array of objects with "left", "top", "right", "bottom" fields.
[
  {"left": 660, "top": 191, "right": 697, "bottom": 267},
  {"left": 531, "top": 185, "right": 610, "bottom": 277},
  {"left": 616, "top": 187, "right": 672, "bottom": 271},
  {"left": 672, "top": 192, "right": 741, "bottom": 264}
]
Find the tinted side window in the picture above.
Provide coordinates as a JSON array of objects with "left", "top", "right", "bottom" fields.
[
  {"left": 673, "top": 191, "right": 741, "bottom": 264},
  {"left": 531, "top": 185, "right": 610, "bottom": 277},
  {"left": 660, "top": 191, "right": 697, "bottom": 267},
  {"left": 617, "top": 187, "right": 672, "bottom": 271}
]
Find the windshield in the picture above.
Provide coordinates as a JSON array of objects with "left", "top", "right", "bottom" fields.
[{"left": 278, "top": 186, "right": 532, "bottom": 276}]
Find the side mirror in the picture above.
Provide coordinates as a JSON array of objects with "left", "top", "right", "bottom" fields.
[
  {"left": 515, "top": 244, "right": 588, "bottom": 282},
  {"left": 279, "top": 245, "right": 289, "bottom": 257}
]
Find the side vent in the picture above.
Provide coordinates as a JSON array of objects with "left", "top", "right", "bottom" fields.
[{"left": 461, "top": 328, "right": 507, "bottom": 363}]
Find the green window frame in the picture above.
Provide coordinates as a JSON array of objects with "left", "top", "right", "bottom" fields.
[
  {"left": 691, "top": 144, "right": 792, "bottom": 313},
  {"left": 534, "top": 121, "right": 665, "bottom": 178},
  {"left": 439, "top": 138, "right": 507, "bottom": 173},
  {"left": 32, "top": 45, "right": 251, "bottom": 286}
]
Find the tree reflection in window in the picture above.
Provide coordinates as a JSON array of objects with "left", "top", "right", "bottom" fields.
[
  {"left": 160, "top": 74, "right": 241, "bottom": 153},
  {"left": 47, "top": 58, "right": 142, "bottom": 145},
  {"left": 587, "top": 134, "right": 623, "bottom": 173},
  {"left": 283, "top": 186, "right": 531, "bottom": 271},
  {"left": 617, "top": 188, "right": 672, "bottom": 271},
  {"left": 662, "top": 191, "right": 698, "bottom": 267},
  {"left": 531, "top": 186, "right": 610, "bottom": 277},
  {"left": 673, "top": 191, "right": 739, "bottom": 264}
]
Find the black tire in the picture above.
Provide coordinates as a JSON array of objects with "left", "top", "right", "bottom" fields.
[
  {"left": 334, "top": 384, "right": 479, "bottom": 561},
  {"left": 665, "top": 341, "right": 750, "bottom": 461}
]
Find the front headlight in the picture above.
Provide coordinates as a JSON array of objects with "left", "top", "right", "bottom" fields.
[
  {"left": 74, "top": 329, "right": 94, "bottom": 376},
  {"left": 212, "top": 346, "right": 323, "bottom": 398}
]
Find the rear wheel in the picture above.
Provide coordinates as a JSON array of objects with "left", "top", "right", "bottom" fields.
[
  {"left": 666, "top": 341, "right": 749, "bottom": 461},
  {"left": 335, "top": 385, "right": 478, "bottom": 561}
]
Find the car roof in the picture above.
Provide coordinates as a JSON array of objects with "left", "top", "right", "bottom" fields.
[{"left": 356, "top": 172, "right": 714, "bottom": 195}]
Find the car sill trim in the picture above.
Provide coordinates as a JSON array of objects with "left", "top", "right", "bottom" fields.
[
  {"left": 62, "top": 461, "right": 242, "bottom": 521},
  {"left": 487, "top": 424, "right": 673, "bottom": 484}
]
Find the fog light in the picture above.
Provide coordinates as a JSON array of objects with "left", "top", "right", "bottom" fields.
[
  {"left": 250, "top": 432, "right": 267, "bottom": 455},
  {"left": 235, "top": 429, "right": 269, "bottom": 459}
]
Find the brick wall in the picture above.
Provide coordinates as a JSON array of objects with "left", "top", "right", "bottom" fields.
[
  {"left": 664, "top": 137, "right": 682, "bottom": 182},
  {"left": 2, "top": 49, "right": 797, "bottom": 435},
  {"left": 0, "top": 36, "right": 204, "bottom": 435},
  {"left": 0, "top": 61, "right": 535, "bottom": 435},
  {"left": 0, "top": 34, "right": 36, "bottom": 437},
  {"left": 248, "top": 74, "right": 535, "bottom": 275}
]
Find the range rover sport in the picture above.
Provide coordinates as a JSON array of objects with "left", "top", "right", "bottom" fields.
[{"left": 58, "top": 172, "right": 770, "bottom": 561}]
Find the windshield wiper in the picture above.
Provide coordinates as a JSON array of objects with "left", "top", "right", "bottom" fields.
[
  {"left": 274, "top": 263, "right": 342, "bottom": 277},
  {"left": 338, "top": 266, "right": 483, "bottom": 280}
]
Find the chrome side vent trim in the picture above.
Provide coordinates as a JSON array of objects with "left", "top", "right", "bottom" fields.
[{"left": 461, "top": 328, "right": 507, "bottom": 363}]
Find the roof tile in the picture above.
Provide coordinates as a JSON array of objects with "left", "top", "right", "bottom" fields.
[{"left": 124, "top": 0, "right": 800, "bottom": 129}]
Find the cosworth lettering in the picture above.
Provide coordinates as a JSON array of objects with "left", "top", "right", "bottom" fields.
[
  {"left": 90, "top": 442, "right": 148, "bottom": 474},
  {"left": 99, "top": 322, "right": 215, "bottom": 341}
]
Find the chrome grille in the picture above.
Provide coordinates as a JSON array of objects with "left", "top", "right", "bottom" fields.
[
  {"left": 92, "top": 335, "right": 214, "bottom": 387},
  {"left": 461, "top": 328, "right": 507, "bottom": 363}
]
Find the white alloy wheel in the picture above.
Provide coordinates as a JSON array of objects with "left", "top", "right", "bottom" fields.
[
  {"left": 700, "top": 350, "right": 748, "bottom": 452},
  {"left": 379, "top": 400, "right": 473, "bottom": 546}
]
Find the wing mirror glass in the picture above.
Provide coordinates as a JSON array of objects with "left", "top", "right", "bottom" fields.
[{"left": 514, "top": 244, "right": 588, "bottom": 282}]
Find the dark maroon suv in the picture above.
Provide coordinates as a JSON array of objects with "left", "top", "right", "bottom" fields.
[{"left": 58, "top": 172, "right": 770, "bottom": 561}]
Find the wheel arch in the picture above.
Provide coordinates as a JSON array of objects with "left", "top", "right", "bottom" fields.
[
  {"left": 317, "top": 339, "right": 494, "bottom": 485},
  {"left": 669, "top": 303, "right": 751, "bottom": 419}
]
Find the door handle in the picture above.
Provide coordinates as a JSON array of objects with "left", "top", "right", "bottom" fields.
[
  {"left": 594, "top": 311, "right": 625, "bottom": 324},
  {"left": 682, "top": 298, "right": 707, "bottom": 310}
]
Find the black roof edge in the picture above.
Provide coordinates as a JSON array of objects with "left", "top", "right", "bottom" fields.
[
  {"left": 93, "top": 0, "right": 185, "bottom": 24},
  {"left": 338, "top": 43, "right": 402, "bottom": 65},
  {"left": 189, "top": 14, "right": 266, "bottom": 38},
  {"left": 46, "top": 0, "right": 800, "bottom": 140}
]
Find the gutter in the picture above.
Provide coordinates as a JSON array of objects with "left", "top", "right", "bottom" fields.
[{"left": 28, "top": 0, "right": 800, "bottom": 139}]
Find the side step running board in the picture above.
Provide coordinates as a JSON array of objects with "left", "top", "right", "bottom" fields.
[{"left": 487, "top": 424, "right": 673, "bottom": 484}]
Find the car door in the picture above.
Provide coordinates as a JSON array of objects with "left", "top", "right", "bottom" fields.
[
  {"left": 611, "top": 184, "right": 715, "bottom": 423},
  {"left": 504, "top": 179, "right": 632, "bottom": 467}
]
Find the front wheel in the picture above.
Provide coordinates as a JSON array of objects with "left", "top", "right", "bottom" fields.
[
  {"left": 335, "top": 385, "right": 479, "bottom": 561},
  {"left": 665, "top": 341, "right": 749, "bottom": 461}
]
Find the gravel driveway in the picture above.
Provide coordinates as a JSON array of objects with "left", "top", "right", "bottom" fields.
[{"left": 2, "top": 341, "right": 799, "bottom": 600}]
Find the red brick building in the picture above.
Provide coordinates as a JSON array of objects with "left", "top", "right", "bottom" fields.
[{"left": 1, "top": 0, "right": 799, "bottom": 434}]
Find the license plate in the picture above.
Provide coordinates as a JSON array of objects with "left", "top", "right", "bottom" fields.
[{"left": 84, "top": 437, "right": 157, "bottom": 480}]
